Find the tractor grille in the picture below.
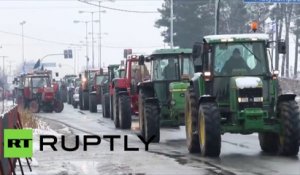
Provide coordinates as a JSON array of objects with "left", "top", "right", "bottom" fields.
[{"left": 238, "top": 88, "right": 263, "bottom": 110}]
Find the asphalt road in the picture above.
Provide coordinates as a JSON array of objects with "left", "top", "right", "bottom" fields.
[{"left": 33, "top": 103, "right": 300, "bottom": 175}]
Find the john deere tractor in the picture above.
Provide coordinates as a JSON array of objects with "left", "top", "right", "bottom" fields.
[
  {"left": 138, "top": 49, "right": 194, "bottom": 142},
  {"left": 185, "top": 33, "right": 300, "bottom": 157}
]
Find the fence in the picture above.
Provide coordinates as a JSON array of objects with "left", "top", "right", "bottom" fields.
[{"left": 0, "top": 106, "right": 32, "bottom": 175}]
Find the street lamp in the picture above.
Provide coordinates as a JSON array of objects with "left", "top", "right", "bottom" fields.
[
  {"left": 20, "top": 21, "right": 26, "bottom": 70},
  {"left": 79, "top": 10, "right": 105, "bottom": 69},
  {"left": 74, "top": 20, "right": 90, "bottom": 70}
]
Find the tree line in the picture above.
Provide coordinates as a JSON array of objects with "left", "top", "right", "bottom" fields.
[{"left": 155, "top": 0, "right": 300, "bottom": 78}]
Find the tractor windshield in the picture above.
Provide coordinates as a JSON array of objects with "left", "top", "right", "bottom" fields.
[
  {"left": 31, "top": 77, "right": 50, "bottom": 88},
  {"left": 213, "top": 42, "right": 268, "bottom": 76},
  {"left": 96, "top": 75, "right": 105, "bottom": 85},
  {"left": 153, "top": 57, "right": 180, "bottom": 81}
]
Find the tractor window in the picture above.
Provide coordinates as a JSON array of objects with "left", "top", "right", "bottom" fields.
[
  {"left": 153, "top": 57, "right": 179, "bottom": 81},
  {"left": 32, "top": 77, "right": 49, "bottom": 88},
  {"left": 182, "top": 57, "right": 194, "bottom": 77},
  {"left": 213, "top": 42, "right": 267, "bottom": 76},
  {"left": 96, "top": 76, "right": 104, "bottom": 85}
]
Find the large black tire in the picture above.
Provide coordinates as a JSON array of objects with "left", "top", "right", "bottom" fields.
[
  {"left": 110, "top": 95, "right": 114, "bottom": 120},
  {"left": 144, "top": 102, "right": 160, "bottom": 143},
  {"left": 73, "top": 101, "right": 78, "bottom": 109},
  {"left": 113, "top": 93, "right": 120, "bottom": 128},
  {"left": 83, "top": 91, "right": 89, "bottom": 110},
  {"left": 29, "top": 100, "right": 40, "bottom": 113},
  {"left": 277, "top": 101, "right": 300, "bottom": 156},
  {"left": 54, "top": 100, "right": 64, "bottom": 113},
  {"left": 259, "top": 132, "right": 279, "bottom": 154},
  {"left": 79, "top": 90, "right": 83, "bottom": 110},
  {"left": 89, "top": 94, "right": 97, "bottom": 113},
  {"left": 185, "top": 88, "right": 200, "bottom": 153},
  {"left": 102, "top": 93, "right": 110, "bottom": 118},
  {"left": 67, "top": 91, "right": 72, "bottom": 104},
  {"left": 198, "top": 103, "right": 221, "bottom": 157},
  {"left": 138, "top": 91, "right": 145, "bottom": 138},
  {"left": 119, "top": 94, "right": 132, "bottom": 129}
]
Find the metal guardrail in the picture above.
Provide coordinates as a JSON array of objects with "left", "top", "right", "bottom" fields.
[{"left": 0, "top": 106, "right": 32, "bottom": 175}]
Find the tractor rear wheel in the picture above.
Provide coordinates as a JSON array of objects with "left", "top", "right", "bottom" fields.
[
  {"left": 102, "top": 93, "right": 110, "bottom": 118},
  {"left": 185, "top": 88, "right": 200, "bottom": 153},
  {"left": 113, "top": 93, "right": 120, "bottom": 128},
  {"left": 277, "top": 101, "right": 300, "bottom": 156},
  {"left": 83, "top": 91, "right": 89, "bottom": 110},
  {"left": 89, "top": 94, "right": 97, "bottom": 113},
  {"left": 29, "top": 100, "right": 40, "bottom": 113},
  {"left": 198, "top": 103, "right": 221, "bottom": 157},
  {"left": 54, "top": 100, "right": 64, "bottom": 113},
  {"left": 67, "top": 91, "right": 72, "bottom": 104},
  {"left": 110, "top": 95, "right": 114, "bottom": 120},
  {"left": 258, "top": 132, "right": 279, "bottom": 154},
  {"left": 138, "top": 91, "right": 145, "bottom": 138},
  {"left": 144, "top": 102, "right": 160, "bottom": 143},
  {"left": 119, "top": 94, "right": 132, "bottom": 129}
]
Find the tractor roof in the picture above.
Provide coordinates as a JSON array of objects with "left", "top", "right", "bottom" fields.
[
  {"left": 151, "top": 48, "right": 192, "bottom": 55},
  {"left": 108, "top": 64, "right": 120, "bottom": 68},
  {"left": 204, "top": 33, "right": 269, "bottom": 43}
]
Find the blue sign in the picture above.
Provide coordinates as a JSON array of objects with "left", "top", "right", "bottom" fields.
[{"left": 244, "top": 0, "right": 300, "bottom": 2}]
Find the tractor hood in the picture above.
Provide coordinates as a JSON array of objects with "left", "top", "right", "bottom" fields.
[{"left": 232, "top": 77, "right": 263, "bottom": 89}]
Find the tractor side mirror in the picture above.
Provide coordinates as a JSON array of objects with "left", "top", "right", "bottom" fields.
[
  {"left": 55, "top": 72, "right": 59, "bottom": 77},
  {"left": 139, "top": 55, "right": 145, "bottom": 65},
  {"left": 79, "top": 74, "right": 82, "bottom": 79},
  {"left": 192, "top": 42, "right": 202, "bottom": 59},
  {"left": 272, "top": 70, "right": 279, "bottom": 79},
  {"left": 278, "top": 41, "right": 286, "bottom": 54}
]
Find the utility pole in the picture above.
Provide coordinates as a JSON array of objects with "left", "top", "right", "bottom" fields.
[
  {"left": 91, "top": 12, "right": 95, "bottom": 68},
  {"left": 85, "top": 22, "right": 89, "bottom": 70},
  {"left": 170, "top": 0, "right": 174, "bottom": 49},
  {"left": 20, "top": 21, "right": 26, "bottom": 70},
  {"left": 99, "top": 1, "right": 102, "bottom": 69},
  {"left": 215, "top": 0, "right": 220, "bottom": 34}
]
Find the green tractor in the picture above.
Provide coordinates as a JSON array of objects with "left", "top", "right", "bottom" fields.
[
  {"left": 138, "top": 48, "right": 194, "bottom": 142},
  {"left": 185, "top": 33, "right": 300, "bottom": 157}
]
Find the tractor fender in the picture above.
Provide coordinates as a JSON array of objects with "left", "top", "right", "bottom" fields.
[
  {"left": 144, "top": 97, "right": 159, "bottom": 104},
  {"left": 90, "top": 91, "right": 97, "bottom": 95},
  {"left": 118, "top": 90, "right": 129, "bottom": 96},
  {"left": 137, "top": 81, "right": 154, "bottom": 96},
  {"left": 198, "top": 95, "right": 216, "bottom": 105},
  {"left": 278, "top": 94, "right": 296, "bottom": 103}
]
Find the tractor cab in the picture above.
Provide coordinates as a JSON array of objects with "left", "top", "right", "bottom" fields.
[
  {"left": 184, "top": 33, "right": 299, "bottom": 157},
  {"left": 138, "top": 48, "right": 193, "bottom": 143}
]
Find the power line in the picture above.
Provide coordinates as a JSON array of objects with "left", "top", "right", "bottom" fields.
[
  {"left": 78, "top": 0, "right": 159, "bottom": 14},
  {"left": 0, "top": 30, "right": 163, "bottom": 49}
]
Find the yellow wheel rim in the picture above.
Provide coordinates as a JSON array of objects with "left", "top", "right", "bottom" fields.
[
  {"left": 199, "top": 111, "right": 206, "bottom": 148},
  {"left": 186, "top": 100, "right": 192, "bottom": 141}
]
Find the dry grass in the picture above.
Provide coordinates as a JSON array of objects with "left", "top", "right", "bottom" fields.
[{"left": 18, "top": 109, "right": 39, "bottom": 129}]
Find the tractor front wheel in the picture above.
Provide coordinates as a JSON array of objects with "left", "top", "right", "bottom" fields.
[
  {"left": 54, "top": 100, "right": 64, "bottom": 113},
  {"left": 198, "top": 103, "right": 221, "bottom": 157},
  {"left": 185, "top": 88, "right": 200, "bottom": 153},
  {"left": 113, "top": 93, "right": 120, "bottom": 128},
  {"left": 118, "top": 94, "right": 132, "bottom": 129},
  {"left": 83, "top": 91, "right": 89, "bottom": 110},
  {"left": 102, "top": 93, "right": 110, "bottom": 118},
  {"left": 258, "top": 132, "right": 279, "bottom": 154},
  {"left": 89, "top": 94, "right": 97, "bottom": 113},
  {"left": 144, "top": 102, "right": 160, "bottom": 143},
  {"left": 29, "top": 100, "right": 40, "bottom": 113},
  {"left": 277, "top": 101, "right": 300, "bottom": 156}
]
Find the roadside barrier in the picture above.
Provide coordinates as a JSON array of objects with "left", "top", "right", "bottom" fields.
[{"left": 0, "top": 106, "right": 32, "bottom": 175}]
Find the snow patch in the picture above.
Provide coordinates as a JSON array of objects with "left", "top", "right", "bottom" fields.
[{"left": 235, "top": 77, "right": 262, "bottom": 89}]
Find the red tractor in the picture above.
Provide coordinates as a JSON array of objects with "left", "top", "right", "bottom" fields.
[
  {"left": 89, "top": 69, "right": 108, "bottom": 113},
  {"left": 112, "top": 53, "right": 150, "bottom": 129},
  {"left": 17, "top": 70, "right": 64, "bottom": 113}
]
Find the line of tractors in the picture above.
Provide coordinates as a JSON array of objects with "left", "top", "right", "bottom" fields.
[{"left": 15, "top": 31, "right": 300, "bottom": 157}]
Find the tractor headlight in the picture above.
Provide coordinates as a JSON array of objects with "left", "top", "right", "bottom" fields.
[
  {"left": 171, "top": 100, "right": 176, "bottom": 106},
  {"left": 253, "top": 97, "right": 263, "bottom": 102},
  {"left": 238, "top": 97, "right": 249, "bottom": 103}
]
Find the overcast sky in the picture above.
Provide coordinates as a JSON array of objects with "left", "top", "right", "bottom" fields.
[{"left": 0, "top": 0, "right": 165, "bottom": 77}]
